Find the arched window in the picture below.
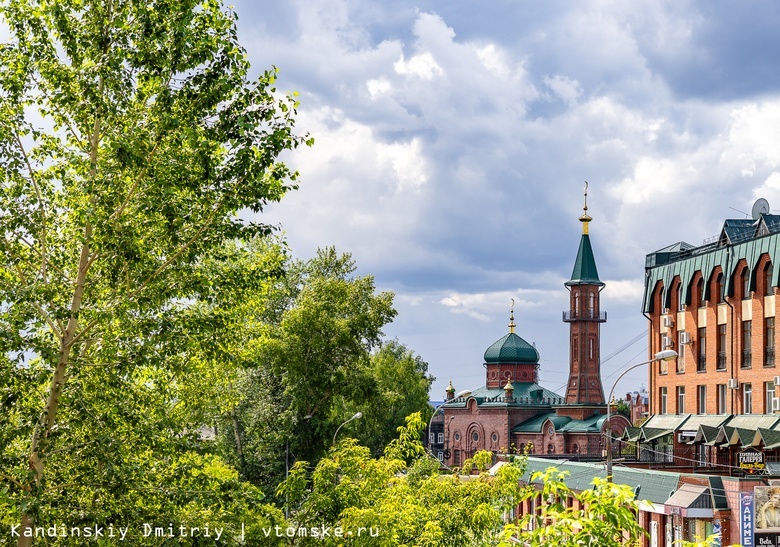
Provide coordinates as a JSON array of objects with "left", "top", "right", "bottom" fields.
[
  {"left": 766, "top": 261, "right": 774, "bottom": 296},
  {"left": 588, "top": 292, "right": 595, "bottom": 314},
  {"left": 716, "top": 272, "right": 724, "bottom": 303},
  {"left": 743, "top": 267, "right": 751, "bottom": 299},
  {"left": 574, "top": 292, "right": 579, "bottom": 314}
]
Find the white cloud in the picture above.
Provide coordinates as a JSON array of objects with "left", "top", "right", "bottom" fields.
[
  {"left": 544, "top": 75, "right": 582, "bottom": 107},
  {"left": 394, "top": 52, "right": 443, "bottom": 79}
]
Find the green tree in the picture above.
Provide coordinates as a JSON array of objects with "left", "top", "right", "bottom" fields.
[
  {"left": 278, "top": 413, "right": 648, "bottom": 547},
  {"left": 220, "top": 248, "right": 402, "bottom": 495},
  {"left": 0, "top": 0, "right": 310, "bottom": 543},
  {"left": 340, "top": 339, "right": 434, "bottom": 456}
]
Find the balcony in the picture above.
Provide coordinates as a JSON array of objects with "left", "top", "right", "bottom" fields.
[
  {"left": 741, "top": 349, "right": 752, "bottom": 369},
  {"left": 697, "top": 355, "right": 706, "bottom": 372},
  {"left": 562, "top": 310, "right": 607, "bottom": 322}
]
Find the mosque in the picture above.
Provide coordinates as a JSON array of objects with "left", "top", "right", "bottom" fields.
[{"left": 440, "top": 191, "right": 629, "bottom": 466}]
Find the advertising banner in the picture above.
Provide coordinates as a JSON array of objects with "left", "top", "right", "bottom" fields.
[{"left": 755, "top": 486, "right": 780, "bottom": 547}]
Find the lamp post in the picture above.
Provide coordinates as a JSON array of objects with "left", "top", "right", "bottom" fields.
[
  {"left": 605, "top": 349, "right": 678, "bottom": 482},
  {"left": 427, "top": 390, "right": 471, "bottom": 460},
  {"left": 428, "top": 390, "right": 471, "bottom": 447},
  {"left": 333, "top": 411, "right": 363, "bottom": 444}
]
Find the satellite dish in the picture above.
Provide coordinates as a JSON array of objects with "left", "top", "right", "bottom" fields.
[{"left": 752, "top": 198, "right": 770, "bottom": 219}]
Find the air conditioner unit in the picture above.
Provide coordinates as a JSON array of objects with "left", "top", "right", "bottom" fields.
[
  {"left": 773, "top": 398, "right": 780, "bottom": 412},
  {"left": 774, "top": 375, "right": 780, "bottom": 386},
  {"left": 728, "top": 378, "right": 739, "bottom": 389},
  {"left": 679, "top": 331, "right": 691, "bottom": 345},
  {"left": 678, "top": 432, "right": 695, "bottom": 443},
  {"left": 662, "top": 316, "right": 674, "bottom": 328},
  {"left": 661, "top": 335, "right": 673, "bottom": 349}
]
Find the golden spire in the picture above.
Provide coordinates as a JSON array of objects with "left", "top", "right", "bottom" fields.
[
  {"left": 579, "top": 181, "right": 592, "bottom": 234},
  {"left": 509, "top": 298, "right": 516, "bottom": 333},
  {"left": 446, "top": 379, "right": 455, "bottom": 393}
]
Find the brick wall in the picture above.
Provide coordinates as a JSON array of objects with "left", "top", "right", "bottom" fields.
[{"left": 650, "top": 253, "right": 779, "bottom": 416}]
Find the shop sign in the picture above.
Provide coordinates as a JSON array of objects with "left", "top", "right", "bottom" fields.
[{"left": 739, "top": 449, "right": 766, "bottom": 473}]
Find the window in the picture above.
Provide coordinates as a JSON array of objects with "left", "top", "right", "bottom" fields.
[
  {"left": 437, "top": 451, "right": 443, "bottom": 462},
  {"left": 744, "top": 383, "right": 753, "bottom": 414},
  {"left": 717, "top": 324, "right": 727, "bottom": 370},
  {"left": 742, "top": 320, "right": 752, "bottom": 368},
  {"left": 677, "top": 386, "right": 686, "bottom": 415},
  {"left": 588, "top": 292, "right": 595, "bottom": 314},
  {"left": 716, "top": 272, "right": 724, "bottom": 303},
  {"left": 660, "top": 387, "right": 668, "bottom": 414},
  {"left": 766, "top": 261, "right": 774, "bottom": 296},
  {"left": 574, "top": 293, "right": 579, "bottom": 314},
  {"left": 766, "top": 382, "right": 776, "bottom": 414},
  {"left": 743, "top": 267, "right": 751, "bottom": 299},
  {"left": 717, "top": 384, "right": 727, "bottom": 414},
  {"left": 429, "top": 433, "right": 435, "bottom": 444},
  {"left": 698, "top": 327, "right": 707, "bottom": 372},
  {"left": 697, "top": 385, "right": 707, "bottom": 414},
  {"left": 767, "top": 317, "right": 776, "bottom": 368},
  {"left": 437, "top": 432, "right": 444, "bottom": 444}
]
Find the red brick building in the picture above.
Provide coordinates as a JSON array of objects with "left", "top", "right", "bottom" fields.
[{"left": 442, "top": 194, "right": 630, "bottom": 466}]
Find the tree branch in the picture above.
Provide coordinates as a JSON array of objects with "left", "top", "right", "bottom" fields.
[{"left": 12, "top": 127, "right": 48, "bottom": 284}]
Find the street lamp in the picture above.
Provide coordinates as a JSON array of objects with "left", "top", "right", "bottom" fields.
[
  {"left": 605, "top": 349, "right": 678, "bottom": 482},
  {"left": 427, "top": 389, "right": 471, "bottom": 458},
  {"left": 333, "top": 411, "right": 363, "bottom": 444}
]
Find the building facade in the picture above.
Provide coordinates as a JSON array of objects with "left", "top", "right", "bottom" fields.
[{"left": 643, "top": 203, "right": 780, "bottom": 418}]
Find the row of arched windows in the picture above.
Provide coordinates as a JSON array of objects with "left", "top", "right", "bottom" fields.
[{"left": 663, "top": 258, "right": 773, "bottom": 312}]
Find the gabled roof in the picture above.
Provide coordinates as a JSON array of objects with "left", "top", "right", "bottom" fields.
[
  {"left": 719, "top": 218, "right": 757, "bottom": 246},
  {"left": 693, "top": 425, "right": 721, "bottom": 445},
  {"left": 642, "top": 428, "right": 673, "bottom": 442},
  {"left": 565, "top": 234, "right": 604, "bottom": 287},
  {"left": 752, "top": 428, "right": 780, "bottom": 449},
  {"left": 622, "top": 426, "right": 642, "bottom": 442}
]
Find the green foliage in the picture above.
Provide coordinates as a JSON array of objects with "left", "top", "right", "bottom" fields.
[
  {"left": 499, "top": 468, "right": 645, "bottom": 547},
  {"left": 674, "top": 534, "right": 725, "bottom": 547},
  {"left": 0, "top": 0, "right": 309, "bottom": 543},
  {"left": 345, "top": 339, "right": 434, "bottom": 456},
  {"left": 279, "top": 414, "right": 524, "bottom": 547},
  {"left": 219, "top": 249, "right": 433, "bottom": 497}
]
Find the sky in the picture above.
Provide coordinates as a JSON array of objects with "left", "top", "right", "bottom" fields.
[{"left": 231, "top": 0, "right": 780, "bottom": 402}]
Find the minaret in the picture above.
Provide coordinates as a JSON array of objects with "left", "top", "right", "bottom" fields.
[{"left": 563, "top": 183, "right": 606, "bottom": 407}]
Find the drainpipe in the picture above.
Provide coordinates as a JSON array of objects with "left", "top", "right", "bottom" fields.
[
  {"left": 725, "top": 246, "right": 735, "bottom": 413},
  {"left": 643, "top": 268, "right": 654, "bottom": 414}
]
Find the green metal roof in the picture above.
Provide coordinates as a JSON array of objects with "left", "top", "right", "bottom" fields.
[
  {"left": 558, "top": 413, "right": 607, "bottom": 433},
  {"left": 512, "top": 412, "right": 571, "bottom": 433},
  {"left": 566, "top": 234, "right": 604, "bottom": 287},
  {"left": 443, "top": 383, "right": 565, "bottom": 409},
  {"left": 522, "top": 457, "right": 682, "bottom": 505},
  {"left": 512, "top": 412, "right": 607, "bottom": 434},
  {"left": 484, "top": 332, "right": 540, "bottom": 364},
  {"left": 643, "top": 217, "right": 780, "bottom": 313}
]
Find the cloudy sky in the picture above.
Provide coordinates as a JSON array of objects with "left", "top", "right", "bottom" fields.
[{"left": 233, "top": 0, "right": 780, "bottom": 401}]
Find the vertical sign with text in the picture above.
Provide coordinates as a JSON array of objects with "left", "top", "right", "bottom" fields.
[{"left": 744, "top": 492, "right": 755, "bottom": 547}]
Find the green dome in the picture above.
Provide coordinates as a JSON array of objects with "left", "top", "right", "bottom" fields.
[{"left": 484, "top": 332, "right": 540, "bottom": 364}]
